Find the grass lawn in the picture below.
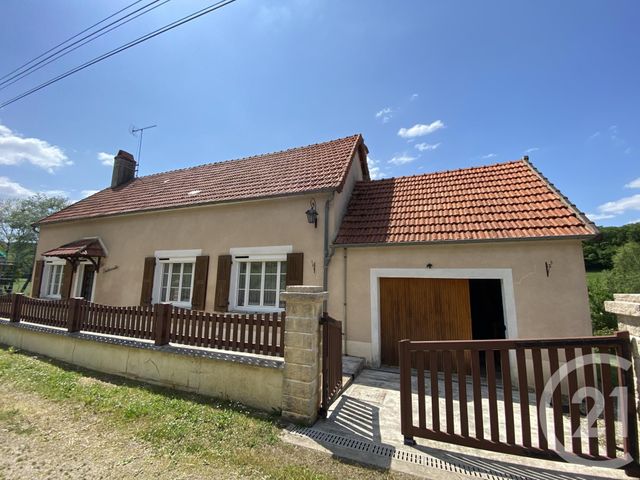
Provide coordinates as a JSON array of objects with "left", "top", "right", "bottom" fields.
[
  {"left": 586, "top": 270, "right": 606, "bottom": 282},
  {"left": 0, "top": 346, "right": 406, "bottom": 479}
]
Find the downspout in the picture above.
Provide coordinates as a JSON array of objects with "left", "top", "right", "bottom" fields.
[
  {"left": 322, "top": 192, "right": 335, "bottom": 312},
  {"left": 343, "top": 247, "right": 348, "bottom": 352}
]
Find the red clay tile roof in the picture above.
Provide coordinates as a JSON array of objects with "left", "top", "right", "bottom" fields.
[
  {"left": 39, "top": 134, "right": 368, "bottom": 224},
  {"left": 334, "top": 159, "right": 597, "bottom": 245},
  {"left": 42, "top": 238, "right": 106, "bottom": 257}
]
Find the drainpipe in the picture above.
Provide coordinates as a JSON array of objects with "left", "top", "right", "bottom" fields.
[
  {"left": 322, "top": 192, "right": 335, "bottom": 312},
  {"left": 343, "top": 247, "right": 348, "bottom": 352}
]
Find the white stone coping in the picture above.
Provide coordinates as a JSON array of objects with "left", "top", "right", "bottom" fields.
[
  {"left": 614, "top": 293, "right": 640, "bottom": 303},
  {"left": 0, "top": 318, "right": 284, "bottom": 370},
  {"left": 605, "top": 300, "right": 640, "bottom": 317},
  {"left": 280, "top": 286, "right": 328, "bottom": 301}
]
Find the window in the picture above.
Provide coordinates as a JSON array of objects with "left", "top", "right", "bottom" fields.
[
  {"left": 229, "top": 245, "right": 292, "bottom": 312},
  {"left": 151, "top": 249, "right": 202, "bottom": 308},
  {"left": 159, "top": 261, "right": 194, "bottom": 306},
  {"left": 43, "top": 261, "right": 64, "bottom": 298},
  {"left": 236, "top": 260, "right": 287, "bottom": 309}
]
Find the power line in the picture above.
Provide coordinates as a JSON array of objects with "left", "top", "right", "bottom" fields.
[
  {"left": 0, "top": 0, "right": 169, "bottom": 91},
  {"left": 0, "top": 0, "right": 146, "bottom": 82},
  {"left": 0, "top": 0, "right": 238, "bottom": 110}
]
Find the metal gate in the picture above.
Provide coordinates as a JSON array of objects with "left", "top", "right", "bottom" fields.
[
  {"left": 399, "top": 332, "right": 640, "bottom": 475},
  {"left": 319, "top": 312, "right": 342, "bottom": 417}
]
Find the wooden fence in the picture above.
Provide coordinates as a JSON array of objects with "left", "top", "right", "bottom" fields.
[
  {"left": 0, "top": 294, "right": 11, "bottom": 318},
  {"left": 399, "top": 333, "right": 639, "bottom": 474},
  {"left": 20, "top": 296, "right": 69, "bottom": 329},
  {"left": 319, "top": 313, "right": 343, "bottom": 417},
  {"left": 170, "top": 307, "right": 284, "bottom": 356},
  {"left": 0, "top": 294, "right": 285, "bottom": 357},
  {"left": 81, "top": 303, "right": 155, "bottom": 341}
]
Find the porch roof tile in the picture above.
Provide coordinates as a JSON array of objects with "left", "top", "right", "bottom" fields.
[{"left": 334, "top": 159, "right": 597, "bottom": 245}]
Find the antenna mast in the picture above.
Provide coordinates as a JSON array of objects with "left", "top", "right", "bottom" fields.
[{"left": 130, "top": 124, "right": 157, "bottom": 175}]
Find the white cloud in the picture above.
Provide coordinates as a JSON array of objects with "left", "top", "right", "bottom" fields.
[
  {"left": 398, "top": 120, "right": 445, "bottom": 139},
  {"left": 388, "top": 154, "right": 417, "bottom": 165},
  {"left": 524, "top": 147, "right": 539, "bottom": 154},
  {"left": 414, "top": 142, "right": 440, "bottom": 152},
  {"left": 98, "top": 152, "right": 114, "bottom": 166},
  {"left": 588, "top": 131, "right": 601, "bottom": 140},
  {"left": 626, "top": 178, "right": 640, "bottom": 189},
  {"left": 367, "top": 156, "right": 387, "bottom": 180},
  {"left": 410, "top": 93, "right": 419, "bottom": 101},
  {"left": 586, "top": 212, "right": 616, "bottom": 221},
  {"left": 375, "top": 107, "right": 392, "bottom": 123},
  {"left": 41, "top": 189, "right": 69, "bottom": 197},
  {"left": 81, "top": 189, "right": 99, "bottom": 197},
  {"left": 0, "top": 123, "right": 71, "bottom": 173},
  {"left": 624, "top": 177, "right": 640, "bottom": 188},
  {"left": 482, "top": 153, "right": 497, "bottom": 159},
  {"left": 598, "top": 194, "right": 640, "bottom": 215},
  {"left": 0, "top": 176, "right": 34, "bottom": 198}
]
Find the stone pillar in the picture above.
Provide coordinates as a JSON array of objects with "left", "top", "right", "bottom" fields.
[
  {"left": 605, "top": 293, "right": 640, "bottom": 426},
  {"left": 280, "top": 285, "right": 327, "bottom": 425}
]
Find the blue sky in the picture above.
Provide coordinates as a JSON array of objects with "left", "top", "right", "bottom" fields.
[{"left": 0, "top": 0, "right": 638, "bottom": 226}]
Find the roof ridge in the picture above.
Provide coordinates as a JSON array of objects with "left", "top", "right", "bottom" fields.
[
  {"left": 364, "top": 159, "right": 527, "bottom": 184},
  {"left": 136, "top": 133, "right": 362, "bottom": 181}
]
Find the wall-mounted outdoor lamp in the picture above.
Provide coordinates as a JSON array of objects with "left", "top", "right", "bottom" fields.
[{"left": 306, "top": 198, "right": 318, "bottom": 228}]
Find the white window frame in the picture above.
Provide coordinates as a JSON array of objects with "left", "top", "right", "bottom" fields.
[
  {"left": 151, "top": 249, "right": 201, "bottom": 308},
  {"left": 229, "top": 245, "right": 292, "bottom": 313},
  {"left": 41, "top": 257, "right": 66, "bottom": 299},
  {"left": 72, "top": 260, "right": 97, "bottom": 302}
]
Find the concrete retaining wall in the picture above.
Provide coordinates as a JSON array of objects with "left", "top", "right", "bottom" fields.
[{"left": 0, "top": 320, "right": 284, "bottom": 412}]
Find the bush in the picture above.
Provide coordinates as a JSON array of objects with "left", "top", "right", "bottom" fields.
[{"left": 587, "top": 272, "right": 617, "bottom": 336}]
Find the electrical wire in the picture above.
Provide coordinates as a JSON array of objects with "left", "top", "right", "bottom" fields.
[
  {"left": 0, "top": 0, "right": 238, "bottom": 109},
  {"left": 0, "top": 0, "right": 146, "bottom": 82},
  {"left": 0, "top": 0, "right": 169, "bottom": 90}
]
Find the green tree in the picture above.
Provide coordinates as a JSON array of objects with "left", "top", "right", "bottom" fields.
[
  {"left": 0, "top": 194, "right": 69, "bottom": 291},
  {"left": 587, "top": 272, "right": 616, "bottom": 336},
  {"left": 609, "top": 241, "right": 640, "bottom": 293}
]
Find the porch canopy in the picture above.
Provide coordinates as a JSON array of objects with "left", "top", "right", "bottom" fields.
[{"left": 41, "top": 238, "right": 106, "bottom": 271}]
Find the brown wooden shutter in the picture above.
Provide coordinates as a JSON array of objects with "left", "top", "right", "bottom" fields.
[
  {"left": 60, "top": 261, "right": 74, "bottom": 299},
  {"left": 140, "top": 256, "right": 156, "bottom": 306},
  {"left": 214, "top": 255, "right": 232, "bottom": 312},
  {"left": 286, "top": 252, "right": 304, "bottom": 286},
  {"left": 32, "top": 260, "right": 45, "bottom": 298},
  {"left": 190, "top": 255, "right": 210, "bottom": 311}
]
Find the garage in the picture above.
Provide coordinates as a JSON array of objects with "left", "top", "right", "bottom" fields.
[{"left": 379, "top": 277, "right": 506, "bottom": 366}]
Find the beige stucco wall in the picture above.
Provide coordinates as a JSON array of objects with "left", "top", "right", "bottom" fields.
[
  {"left": 330, "top": 150, "right": 364, "bottom": 237},
  {"left": 35, "top": 154, "right": 366, "bottom": 311},
  {"left": 0, "top": 322, "right": 283, "bottom": 411},
  {"left": 326, "top": 239, "right": 592, "bottom": 364},
  {"left": 36, "top": 194, "right": 331, "bottom": 310}
]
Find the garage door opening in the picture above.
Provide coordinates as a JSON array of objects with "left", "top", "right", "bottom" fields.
[
  {"left": 379, "top": 277, "right": 507, "bottom": 367},
  {"left": 469, "top": 279, "right": 506, "bottom": 341}
]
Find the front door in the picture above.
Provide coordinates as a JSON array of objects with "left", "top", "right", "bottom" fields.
[
  {"left": 379, "top": 277, "right": 473, "bottom": 366},
  {"left": 79, "top": 264, "right": 96, "bottom": 300}
]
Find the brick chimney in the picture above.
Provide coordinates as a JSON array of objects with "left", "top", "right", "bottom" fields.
[{"left": 111, "top": 150, "right": 136, "bottom": 188}]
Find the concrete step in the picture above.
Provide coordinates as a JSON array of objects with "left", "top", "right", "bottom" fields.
[{"left": 614, "top": 293, "right": 640, "bottom": 303}]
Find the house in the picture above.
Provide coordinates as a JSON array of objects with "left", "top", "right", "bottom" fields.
[{"left": 32, "top": 134, "right": 597, "bottom": 366}]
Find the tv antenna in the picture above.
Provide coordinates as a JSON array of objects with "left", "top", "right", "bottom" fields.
[{"left": 129, "top": 124, "right": 157, "bottom": 175}]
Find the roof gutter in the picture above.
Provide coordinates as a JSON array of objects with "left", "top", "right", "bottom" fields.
[{"left": 332, "top": 233, "right": 596, "bottom": 249}]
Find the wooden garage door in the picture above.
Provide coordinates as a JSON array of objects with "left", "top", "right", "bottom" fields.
[{"left": 380, "top": 278, "right": 472, "bottom": 366}]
